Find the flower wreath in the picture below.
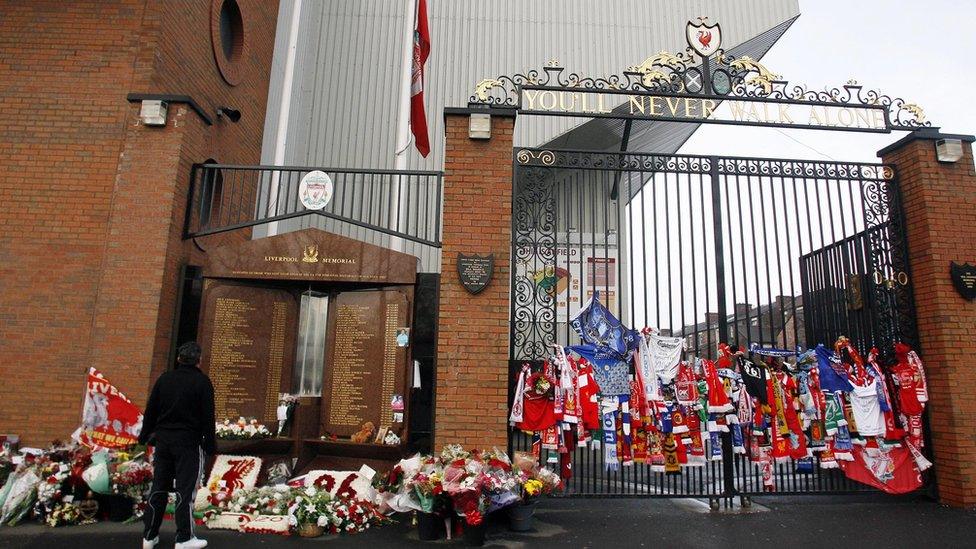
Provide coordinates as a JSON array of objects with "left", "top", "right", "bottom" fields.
[{"left": 523, "top": 372, "right": 555, "bottom": 400}]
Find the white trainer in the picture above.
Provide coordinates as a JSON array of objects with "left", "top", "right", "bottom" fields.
[
  {"left": 174, "top": 538, "right": 208, "bottom": 549},
  {"left": 142, "top": 537, "right": 159, "bottom": 549}
]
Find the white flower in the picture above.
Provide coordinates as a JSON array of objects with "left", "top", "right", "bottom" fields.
[
  {"left": 317, "top": 516, "right": 328, "bottom": 527},
  {"left": 304, "top": 486, "right": 316, "bottom": 497}
]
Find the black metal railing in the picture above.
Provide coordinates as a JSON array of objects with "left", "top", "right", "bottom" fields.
[
  {"left": 183, "top": 164, "right": 443, "bottom": 248},
  {"left": 510, "top": 149, "right": 916, "bottom": 364},
  {"left": 509, "top": 428, "right": 876, "bottom": 499}
]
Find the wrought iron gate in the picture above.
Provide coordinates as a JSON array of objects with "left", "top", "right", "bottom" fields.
[{"left": 508, "top": 147, "right": 919, "bottom": 498}]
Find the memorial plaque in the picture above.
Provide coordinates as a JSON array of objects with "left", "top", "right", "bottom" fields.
[
  {"left": 198, "top": 282, "right": 297, "bottom": 424},
  {"left": 950, "top": 261, "right": 976, "bottom": 300},
  {"left": 321, "top": 289, "right": 410, "bottom": 438},
  {"left": 457, "top": 253, "right": 494, "bottom": 294}
]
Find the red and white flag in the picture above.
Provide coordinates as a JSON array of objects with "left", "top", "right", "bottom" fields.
[
  {"left": 409, "top": 0, "right": 431, "bottom": 157},
  {"left": 73, "top": 367, "right": 143, "bottom": 449}
]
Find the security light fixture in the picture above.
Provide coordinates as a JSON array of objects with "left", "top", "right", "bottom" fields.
[
  {"left": 216, "top": 107, "right": 242, "bottom": 123},
  {"left": 139, "top": 99, "right": 168, "bottom": 126},
  {"left": 935, "top": 138, "right": 963, "bottom": 163},
  {"left": 469, "top": 112, "right": 491, "bottom": 139}
]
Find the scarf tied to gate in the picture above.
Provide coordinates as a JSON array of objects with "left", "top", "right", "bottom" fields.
[
  {"left": 601, "top": 397, "right": 619, "bottom": 471},
  {"left": 509, "top": 363, "right": 530, "bottom": 425},
  {"left": 569, "top": 291, "right": 639, "bottom": 361}
]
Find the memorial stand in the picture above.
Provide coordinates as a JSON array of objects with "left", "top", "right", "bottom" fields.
[{"left": 195, "top": 228, "right": 419, "bottom": 474}]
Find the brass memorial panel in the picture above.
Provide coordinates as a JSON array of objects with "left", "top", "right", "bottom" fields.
[
  {"left": 199, "top": 282, "right": 297, "bottom": 424},
  {"left": 321, "top": 289, "right": 410, "bottom": 438}
]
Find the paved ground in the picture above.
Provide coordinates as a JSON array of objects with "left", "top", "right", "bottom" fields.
[{"left": 1, "top": 494, "right": 974, "bottom": 548}]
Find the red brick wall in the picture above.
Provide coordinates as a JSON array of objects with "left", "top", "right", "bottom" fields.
[
  {"left": 435, "top": 113, "right": 515, "bottom": 451},
  {"left": 0, "top": 0, "right": 278, "bottom": 445},
  {"left": 91, "top": 0, "right": 278, "bottom": 396},
  {"left": 0, "top": 0, "right": 147, "bottom": 444},
  {"left": 880, "top": 134, "right": 976, "bottom": 508}
]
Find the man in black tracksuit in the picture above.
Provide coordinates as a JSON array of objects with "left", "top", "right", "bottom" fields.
[{"left": 139, "top": 341, "right": 216, "bottom": 549}]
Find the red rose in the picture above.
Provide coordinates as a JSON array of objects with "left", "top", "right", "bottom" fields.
[{"left": 464, "top": 510, "right": 483, "bottom": 526}]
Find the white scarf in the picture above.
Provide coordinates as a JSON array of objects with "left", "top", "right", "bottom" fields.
[
  {"left": 636, "top": 337, "right": 660, "bottom": 403},
  {"left": 509, "top": 364, "right": 529, "bottom": 425},
  {"left": 647, "top": 332, "right": 685, "bottom": 384}
]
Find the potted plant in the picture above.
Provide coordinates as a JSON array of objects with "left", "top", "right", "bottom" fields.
[
  {"left": 442, "top": 456, "right": 490, "bottom": 547},
  {"left": 508, "top": 453, "right": 562, "bottom": 532},
  {"left": 288, "top": 487, "right": 331, "bottom": 537},
  {"left": 406, "top": 461, "right": 448, "bottom": 540},
  {"left": 109, "top": 459, "right": 152, "bottom": 522}
]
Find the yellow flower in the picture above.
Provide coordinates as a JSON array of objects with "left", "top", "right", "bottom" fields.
[{"left": 524, "top": 479, "right": 543, "bottom": 496}]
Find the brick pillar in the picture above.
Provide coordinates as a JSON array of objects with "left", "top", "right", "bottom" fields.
[
  {"left": 879, "top": 129, "right": 976, "bottom": 507},
  {"left": 435, "top": 109, "right": 516, "bottom": 451}
]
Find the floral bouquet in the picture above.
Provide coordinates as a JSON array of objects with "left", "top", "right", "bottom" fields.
[
  {"left": 406, "top": 468, "right": 447, "bottom": 514},
  {"left": 205, "top": 485, "right": 296, "bottom": 522},
  {"left": 440, "top": 444, "right": 470, "bottom": 463},
  {"left": 320, "top": 497, "right": 390, "bottom": 534},
  {"left": 0, "top": 447, "right": 14, "bottom": 488},
  {"left": 441, "top": 453, "right": 490, "bottom": 526},
  {"left": 513, "top": 452, "right": 562, "bottom": 504},
  {"left": 216, "top": 418, "right": 273, "bottom": 440},
  {"left": 0, "top": 463, "right": 41, "bottom": 526},
  {"left": 372, "top": 455, "right": 423, "bottom": 514},
  {"left": 44, "top": 502, "right": 82, "bottom": 527},
  {"left": 371, "top": 464, "right": 406, "bottom": 496},
  {"left": 111, "top": 460, "right": 153, "bottom": 501},
  {"left": 66, "top": 446, "right": 93, "bottom": 495},
  {"left": 35, "top": 461, "right": 71, "bottom": 514},
  {"left": 480, "top": 450, "right": 519, "bottom": 512}
]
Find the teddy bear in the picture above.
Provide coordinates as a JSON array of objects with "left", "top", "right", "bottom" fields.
[{"left": 350, "top": 421, "right": 375, "bottom": 443}]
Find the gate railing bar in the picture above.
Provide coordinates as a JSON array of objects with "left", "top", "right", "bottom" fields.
[{"left": 709, "top": 157, "right": 736, "bottom": 500}]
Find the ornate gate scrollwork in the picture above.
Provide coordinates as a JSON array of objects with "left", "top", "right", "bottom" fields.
[{"left": 510, "top": 165, "right": 557, "bottom": 361}]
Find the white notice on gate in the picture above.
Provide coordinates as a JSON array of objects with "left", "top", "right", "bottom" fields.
[{"left": 514, "top": 233, "right": 618, "bottom": 324}]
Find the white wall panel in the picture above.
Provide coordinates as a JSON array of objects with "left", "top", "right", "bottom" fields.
[{"left": 258, "top": 0, "right": 801, "bottom": 272}]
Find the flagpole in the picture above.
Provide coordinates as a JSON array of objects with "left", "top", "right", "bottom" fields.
[
  {"left": 390, "top": 0, "right": 416, "bottom": 253},
  {"left": 267, "top": 0, "right": 303, "bottom": 238}
]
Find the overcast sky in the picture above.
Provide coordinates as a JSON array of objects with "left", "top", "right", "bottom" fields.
[
  {"left": 680, "top": 0, "right": 976, "bottom": 161},
  {"left": 619, "top": 0, "right": 976, "bottom": 335}
]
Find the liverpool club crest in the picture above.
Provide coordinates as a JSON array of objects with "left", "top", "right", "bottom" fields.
[
  {"left": 950, "top": 261, "right": 976, "bottom": 300},
  {"left": 298, "top": 170, "right": 334, "bottom": 211},
  {"left": 686, "top": 17, "right": 722, "bottom": 59}
]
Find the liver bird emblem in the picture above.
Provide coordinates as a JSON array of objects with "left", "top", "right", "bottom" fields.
[
  {"left": 474, "top": 79, "right": 503, "bottom": 102},
  {"left": 698, "top": 30, "right": 712, "bottom": 49},
  {"left": 902, "top": 103, "right": 926, "bottom": 124},
  {"left": 729, "top": 56, "right": 781, "bottom": 94},
  {"left": 627, "top": 51, "right": 683, "bottom": 87}
]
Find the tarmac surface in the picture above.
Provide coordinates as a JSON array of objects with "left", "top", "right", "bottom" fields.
[{"left": 1, "top": 494, "right": 974, "bottom": 548}]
